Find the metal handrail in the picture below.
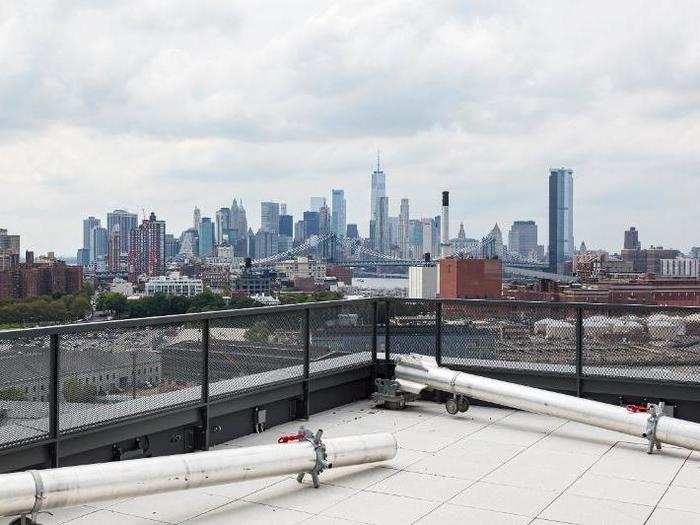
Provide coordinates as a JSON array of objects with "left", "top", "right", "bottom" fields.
[{"left": 0, "top": 298, "right": 375, "bottom": 340}]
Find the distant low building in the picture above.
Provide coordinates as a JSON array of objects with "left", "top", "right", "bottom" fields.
[
  {"left": 659, "top": 257, "right": 699, "bottom": 279},
  {"left": 145, "top": 274, "right": 203, "bottom": 297},
  {"left": 408, "top": 266, "right": 438, "bottom": 299},
  {"left": 275, "top": 256, "right": 326, "bottom": 281}
]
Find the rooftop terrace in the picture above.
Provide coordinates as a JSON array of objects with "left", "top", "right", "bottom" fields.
[
  {"left": 2, "top": 298, "right": 700, "bottom": 524},
  {"left": 4, "top": 398, "right": 700, "bottom": 524}
]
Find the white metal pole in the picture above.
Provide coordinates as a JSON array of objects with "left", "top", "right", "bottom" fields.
[
  {"left": 0, "top": 432, "right": 396, "bottom": 518},
  {"left": 395, "top": 354, "right": 700, "bottom": 452}
]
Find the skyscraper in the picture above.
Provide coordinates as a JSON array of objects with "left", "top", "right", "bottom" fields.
[
  {"left": 346, "top": 224, "right": 359, "bottom": 239},
  {"left": 89, "top": 226, "right": 108, "bottom": 264},
  {"left": 624, "top": 227, "right": 641, "bottom": 250},
  {"left": 309, "top": 197, "right": 326, "bottom": 212},
  {"left": 331, "top": 189, "right": 346, "bottom": 237},
  {"left": 108, "top": 225, "right": 122, "bottom": 272},
  {"left": 398, "top": 198, "right": 409, "bottom": 258},
  {"left": 198, "top": 217, "right": 215, "bottom": 258},
  {"left": 107, "top": 210, "right": 138, "bottom": 254},
  {"left": 215, "top": 207, "right": 231, "bottom": 244},
  {"left": 82, "top": 216, "right": 101, "bottom": 262},
  {"left": 376, "top": 196, "right": 389, "bottom": 254},
  {"left": 193, "top": 207, "right": 201, "bottom": 231},
  {"left": 548, "top": 168, "right": 574, "bottom": 274},
  {"left": 370, "top": 153, "right": 386, "bottom": 229},
  {"left": 421, "top": 218, "right": 433, "bottom": 258},
  {"left": 230, "top": 199, "right": 247, "bottom": 240},
  {"left": 508, "top": 220, "right": 538, "bottom": 258},
  {"left": 303, "top": 211, "right": 319, "bottom": 238},
  {"left": 260, "top": 202, "right": 280, "bottom": 234}
]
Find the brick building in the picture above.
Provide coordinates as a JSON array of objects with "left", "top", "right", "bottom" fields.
[
  {"left": 0, "top": 251, "right": 83, "bottom": 299},
  {"left": 438, "top": 258, "right": 502, "bottom": 299}
]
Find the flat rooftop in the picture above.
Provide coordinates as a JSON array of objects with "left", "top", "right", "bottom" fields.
[{"left": 4, "top": 400, "right": 700, "bottom": 525}]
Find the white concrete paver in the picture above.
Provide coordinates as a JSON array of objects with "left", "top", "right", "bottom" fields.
[{"left": 5, "top": 398, "right": 700, "bottom": 525}]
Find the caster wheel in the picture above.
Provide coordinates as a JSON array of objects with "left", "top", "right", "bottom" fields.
[
  {"left": 456, "top": 396, "right": 470, "bottom": 413},
  {"left": 445, "top": 398, "right": 459, "bottom": 415}
]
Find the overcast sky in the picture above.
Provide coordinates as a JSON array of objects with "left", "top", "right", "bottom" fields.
[{"left": 1, "top": 0, "right": 699, "bottom": 256}]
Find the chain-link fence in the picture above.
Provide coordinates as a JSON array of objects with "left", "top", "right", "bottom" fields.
[
  {"left": 438, "top": 301, "right": 578, "bottom": 374},
  {"left": 0, "top": 335, "right": 51, "bottom": 449},
  {"left": 581, "top": 305, "right": 700, "bottom": 383},
  {"left": 387, "top": 300, "right": 437, "bottom": 358},
  {"left": 309, "top": 301, "right": 374, "bottom": 374},
  {"left": 58, "top": 322, "right": 202, "bottom": 434},
  {"left": 208, "top": 310, "right": 305, "bottom": 397}
]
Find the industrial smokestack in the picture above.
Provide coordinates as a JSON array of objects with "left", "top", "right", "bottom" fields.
[{"left": 440, "top": 191, "right": 450, "bottom": 248}]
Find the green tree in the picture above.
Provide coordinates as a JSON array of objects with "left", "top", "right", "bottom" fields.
[
  {"left": 96, "top": 292, "right": 128, "bottom": 316},
  {"left": 0, "top": 387, "right": 27, "bottom": 401},
  {"left": 62, "top": 376, "right": 97, "bottom": 403},
  {"left": 245, "top": 321, "right": 271, "bottom": 343}
]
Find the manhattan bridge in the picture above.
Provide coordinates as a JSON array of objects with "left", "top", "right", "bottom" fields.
[{"left": 251, "top": 232, "right": 576, "bottom": 283}]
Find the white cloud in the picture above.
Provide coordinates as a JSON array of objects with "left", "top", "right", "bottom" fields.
[{"left": 1, "top": 0, "right": 699, "bottom": 255}]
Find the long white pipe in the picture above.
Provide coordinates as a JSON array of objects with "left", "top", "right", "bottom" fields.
[
  {"left": 395, "top": 354, "right": 700, "bottom": 452},
  {"left": 0, "top": 432, "right": 396, "bottom": 518}
]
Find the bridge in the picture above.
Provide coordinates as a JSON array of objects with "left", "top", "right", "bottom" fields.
[{"left": 251, "top": 233, "right": 578, "bottom": 284}]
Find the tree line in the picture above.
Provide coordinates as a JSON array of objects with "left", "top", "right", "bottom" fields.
[{"left": 0, "top": 285, "right": 93, "bottom": 327}]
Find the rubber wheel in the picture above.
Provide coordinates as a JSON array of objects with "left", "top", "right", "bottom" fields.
[
  {"left": 445, "top": 398, "right": 459, "bottom": 415},
  {"left": 456, "top": 397, "right": 470, "bottom": 413}
]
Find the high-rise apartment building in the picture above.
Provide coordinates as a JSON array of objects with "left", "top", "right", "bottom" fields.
[
  {"left": 548, "top": 168, "right": 574, "bottom": 274},
  {"left": 398, "top": 198, "right": 409, "bottom": 258},
  {"left": 260, "top": 202, "right": 280, "bottom": 234},
  {"left": 0, "top": 228, "right": 20, "bottom": 257},
  {"left": 198, "top": 217, "right": 215, "bottom": 258},
  {"left": 108, "top": 225, "right": 122, "bottom": 272},
  {"left": 193, "top": 207, "right": 201, "bottom": 231},
  {"left": 89, "top": 226, "right": 108, "bottom": 264},
  {"left": 128, "top": 212, "right": 164, "bottom": 281},
  {"left": 107, "top": 210, "right": 138, "bottom": 254},
  {"left": 331, "top": 189, "right": 346, "bottom": 237},
  {"left": 508, "top": 220, "right": 538, "bottom": 258},
  {"left": 624, "top": 227, "right": 641, "bottom": 250},
  {"left": 82, "top": 217, "right": 100, "bottom": 263}
]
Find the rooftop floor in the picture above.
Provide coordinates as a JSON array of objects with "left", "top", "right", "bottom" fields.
[{"left": 5, "top": 399, "right": 700, "bottom": 525}]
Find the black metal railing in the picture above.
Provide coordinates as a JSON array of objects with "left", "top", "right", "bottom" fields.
[{"left": 1, "top": 297, "right": 700, "bottom": 471}]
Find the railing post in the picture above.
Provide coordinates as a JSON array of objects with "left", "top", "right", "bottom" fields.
[
  {"left": 575, "top": 307, "right": 583, "bottom": 397},
  {"left": 302, "top": 308, "right": 311, "bottom": 420},
  {"left": 49, "top": 333, "right": 60, "bottom": 468},
  {"left": 200, "top": 319, "right": 210, "bottom": 451},
  {"left": 371, "top": 300, "right": 378, "bottom": 364},
  {"left": 384, "top": 299, "right": 392, "bottom": 362},
  {"left": 435, "top": 301, "right": 442, "bottom": 366}
]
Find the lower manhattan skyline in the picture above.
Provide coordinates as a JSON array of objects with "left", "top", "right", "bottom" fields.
[{"left": 1, "top": 1, "right": 699, "bottom": 256}]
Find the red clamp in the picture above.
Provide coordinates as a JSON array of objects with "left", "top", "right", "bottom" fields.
[
  {"left": 625, "top": 404, "right": 648, "bottom": 413},
  {"left": 278, "top": 432, "right": 304, "bottom": 444}
]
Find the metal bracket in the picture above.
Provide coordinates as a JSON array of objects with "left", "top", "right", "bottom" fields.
[
  {"left": 295, "top": 428, "right": 329, "bottom": 488},
  {"left": 644, "top": 402, "right": 665, "bottom": 454},
  {"left": 112, "top": 436, "right": 152, "bottom": 461},
  {"left": 371, "top": 378, "right": 415, "bottom": 409}
]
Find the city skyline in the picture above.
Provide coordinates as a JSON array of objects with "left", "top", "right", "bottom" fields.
[{"left": 1, "top": 2, "right": 699, "bottom": 255}]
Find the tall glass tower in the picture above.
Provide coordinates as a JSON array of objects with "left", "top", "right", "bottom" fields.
[
  {"left": 331, "top": 189, "right": 346, "bottom": 237},
  {"left": 548, "top": 168, "right": 574, "bottom": 274}
]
